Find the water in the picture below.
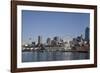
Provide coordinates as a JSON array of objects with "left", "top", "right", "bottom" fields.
[{"left": 22, "top": 51, "right": 89, "bottom": 62}]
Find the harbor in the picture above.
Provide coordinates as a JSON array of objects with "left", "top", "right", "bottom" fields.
[
  {"left": 22, "top": 33, "right": 90, "bottom": 62},
  {"left": 22, "top": 45, "right": 89, "bottom": 53}
]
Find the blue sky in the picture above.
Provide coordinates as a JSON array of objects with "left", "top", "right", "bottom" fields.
[{"left": 22, "top": 10, "right": 90, "bottom": 44}]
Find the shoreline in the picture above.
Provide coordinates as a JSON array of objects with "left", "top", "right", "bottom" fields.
[{"left": 22, "top": 49, "right": 89, "bottom": 53}]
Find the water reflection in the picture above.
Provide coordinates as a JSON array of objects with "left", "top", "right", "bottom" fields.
[{"left": 22, "top": 51, "right": 89, "bottom": 62}]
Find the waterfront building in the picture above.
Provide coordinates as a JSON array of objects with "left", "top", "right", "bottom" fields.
[
  {"left": 31, "top": 42, "right": 35, "bottom": 47},
  {"left": 38, "top": 36, "right": 42, "bottom": 44},
  {"left": 51, "top": 40, "right": 56, "bottom": 47},
  {"left": 46, "top": 38, "right": 51, "bottom": 46},
  {"left": 73, "top": 38, "right": 78, "bottom": 46},
  {"left": 76, "top": 34, "right": 83, "bottom": 42},
  {"left": 53, "top": 36, "right": 60, "bottom": 46},
  {"left": 64, "top": 41, "right": 71, "bottom": 50}
]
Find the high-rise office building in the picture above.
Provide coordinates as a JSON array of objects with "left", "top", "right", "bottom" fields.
[
  {"left": 46, "top": 38, "right": 51, "bottom": 45},
  {"left": 53, "top": 36, "right": 60, "bottom": 42},
  {"left": 53, "top": 36, "right": 59, "bottom": 45},
  {"left": 38, "top": 36, "right": 42, "bottom": 44},
  {"left": 85, "top": 27, "right": 89, "bottom": 41}
]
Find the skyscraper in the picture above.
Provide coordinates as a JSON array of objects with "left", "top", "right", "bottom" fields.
[
  {"left": 38, "top": 36, "right": 42, "bottom": 44},
  {"left": 53, "top": 36, "right": 59, "bottom": 45},
  {"left": 85, "top": 27, "right": 89, "bottom": 41},
  {"left": 46, "top": 38, "right": 51, "bottom": 45}
]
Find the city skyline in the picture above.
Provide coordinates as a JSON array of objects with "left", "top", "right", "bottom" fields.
[{"left": 22, "top": 10, "right": 90, "bottom": 44}]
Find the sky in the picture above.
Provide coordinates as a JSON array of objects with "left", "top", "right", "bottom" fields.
[{"left": 22, "top": 10, "right": 90, "bottom": 44}]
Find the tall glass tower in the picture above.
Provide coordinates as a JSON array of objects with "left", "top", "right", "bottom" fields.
[{"left": 85, "top": 27, "right": 89, "bottom": 41}]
